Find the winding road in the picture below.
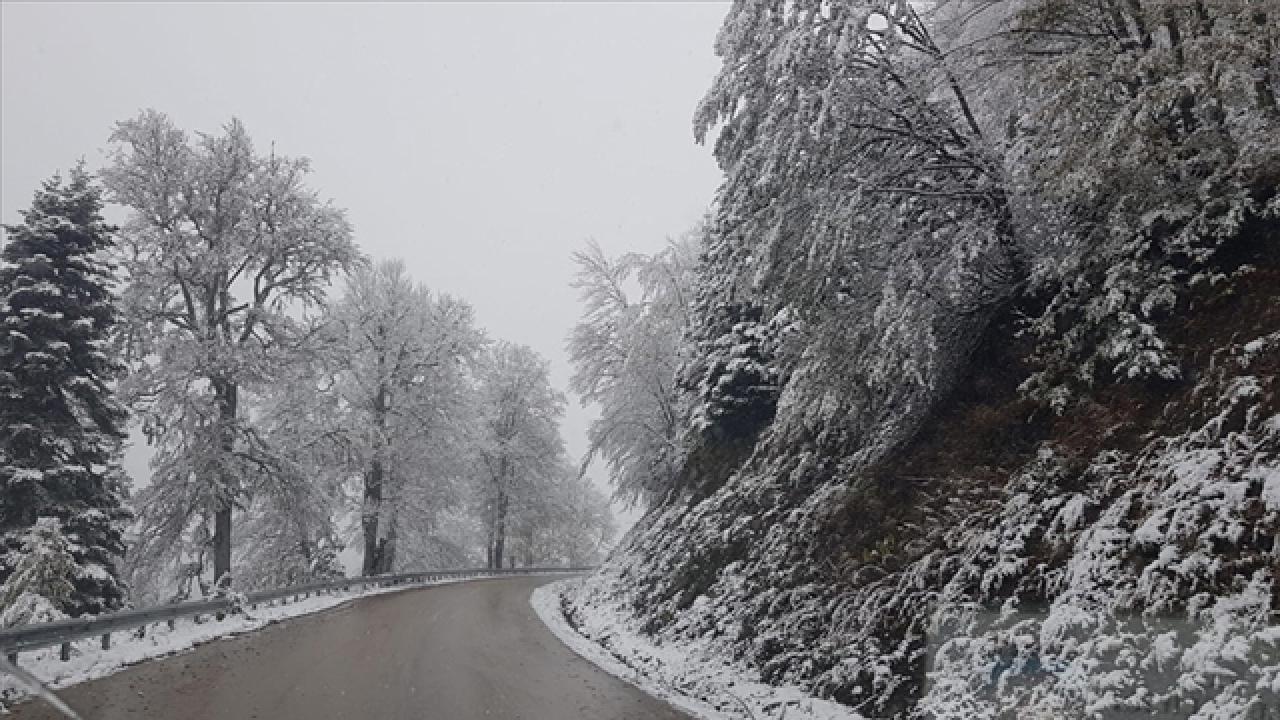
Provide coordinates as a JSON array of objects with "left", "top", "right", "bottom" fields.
[{"left": 11, "top": 576, "right": 689, "bottom": 720}]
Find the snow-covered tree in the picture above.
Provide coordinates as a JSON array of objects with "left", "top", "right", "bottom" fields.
[
  {"left": 568, "top": 233, "right": 699, "bottom": 506},
  {"left": 0, "top": 519, "right": 77, "bottom": 628},
  {"left": 321, "top": 260, "right": 483, "bottom": 575},
  {"left": 474, "top": 343, "right": 566, "bottom": 569},
  {"left": 0, "top": 166, "right": 130, "bottom": 617},
  {"left": 103, "top": 110, "right": 361, "bottom": 591},
  {"left": 685, "top": 0, "right": 1030, "bottom": 460},
  {"left": 233, "top": 353, "right": 349, "bottom": 590},
  {"left": 547, "top": 472, "right": 615, "bottom": 567},
  {"left": 506, "top": 469, "right": 614, "bottom": 568}
]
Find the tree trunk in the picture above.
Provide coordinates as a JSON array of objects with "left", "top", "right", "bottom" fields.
[
  {"left": 212, "top": 378, "right": 237, "bottom": 590},
  {"left": 485, "top": 497, "right": 496, "bottom": 569},
  {"left": 522, "top": 526, "right": 534, "bottom": 568},
  {"left": 362, "top": 382, "right": 389, "bottom": 576},
  {"left": 376, "top": 489, "right": 398, "bottom": 575},
  {"left": 213, "top": 506, "right": 232, "bottom": 589},
  {"left": 361, "top": 459, "right": 383, "bottom": 576},
  {"left": 492, "top": 489, "right": 508, "bottom": 570}
]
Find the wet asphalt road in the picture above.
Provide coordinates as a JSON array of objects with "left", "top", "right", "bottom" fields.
[{"left": 11, "top": 576, "right": 689, "bottom": 720}]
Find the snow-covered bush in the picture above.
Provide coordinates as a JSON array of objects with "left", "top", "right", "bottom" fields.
[
  {"left": 0, "top": 518, "right": 76, "bottom": 627},
  {"left": 684, "top": 303, "right": 782, "bottom": 445},
  {"left": 1004, "top": 0, "right": 1280, "bottom": 411}
]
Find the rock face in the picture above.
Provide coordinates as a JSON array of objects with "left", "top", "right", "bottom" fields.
[{"left": 573, "top": 257, "right": 1280, "bottom": 719}]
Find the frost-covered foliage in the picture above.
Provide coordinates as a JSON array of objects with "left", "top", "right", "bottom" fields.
[
  {"left": 686, "top": 0, "right": 1027, "bottom": 465},
  {"left": 231, "top": 363, "right": 348, "bottom": 591},
  {"left": 578, "top": 313, "right": 1280, "bottom": 719},
  {"left": 569, "top": 234, "right": 700, "bottom": 505},
  {"left": 996, "top": 0, "right": 1280, "bottom": 410},
  {"left": 103, "top": 110, "right": 361, "bottom": 590},
  {"left": 574, "top": 1, "right": 1280, "bottom": 718},
  {"left": 318, "top": 259, "right": 484, "bottom": 575},
  {"left": 114, "top": 247, "right": 610, "bottom": 597},
  {"left": 507, "top": 471, "right": 616, "bottom": 568},
  {"left": 0, "top": 166, "right": 130, "bottom": 618},
  {"left": 912, "top": 324, "right": 1280, "bottom": 718},
  {"left": 675, "top": 300, "right": 788, "bottom": 501},
  {"left": 684, "top": 302, "right": 782, "bottom": 443},
  {"left": 0, "top": 519, "right": 76, "bottom": 628},
  {"left": 474, "top": 342, "right": 569, "bottom": 569}
]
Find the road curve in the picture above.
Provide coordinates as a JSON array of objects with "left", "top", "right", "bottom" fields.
[{"left": 11, "top": 576, "right": 689, "bottom": 720}]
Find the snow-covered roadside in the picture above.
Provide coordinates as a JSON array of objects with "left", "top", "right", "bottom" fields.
[
  {"left": 531, "top": 577, "right": 861, "bottom": 720},
  {"left": 0, "top": 575, "right": 481, "bottom": 710}
]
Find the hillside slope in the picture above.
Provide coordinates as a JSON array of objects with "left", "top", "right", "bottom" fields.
[
  {"left": 572, "top": 256, "right": 1279, "bottom": 718},
  {"left": 565, "top": 2, "right": 1280, "bottom": 718}
]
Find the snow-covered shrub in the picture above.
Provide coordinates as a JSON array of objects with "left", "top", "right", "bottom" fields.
[
  {"left": 0, "top": 518, "right": 76, "bottom": 627},
  {"left": 1005, "top": 0, "right": 1280, "bottom": 411},
  {"left": 685, "top": 303, "right": 782, "bottom": 444}
]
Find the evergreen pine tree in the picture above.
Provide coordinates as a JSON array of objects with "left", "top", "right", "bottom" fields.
[{"left": 0, "top": 164, "right": 130, "bottom": 618}]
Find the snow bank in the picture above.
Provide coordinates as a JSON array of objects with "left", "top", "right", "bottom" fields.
[{"left": 532, "top": 577, "right": 861, "bottom": 720}]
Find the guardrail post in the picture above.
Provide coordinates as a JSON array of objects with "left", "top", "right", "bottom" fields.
[
  {"left": 60, "top": 641, "right": 71, "bottom": 661},
  {"left": 101, "top": 632, "right": 111, "bottom": 651}
]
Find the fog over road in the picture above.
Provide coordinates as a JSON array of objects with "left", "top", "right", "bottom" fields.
[{"left": 12, "top": 576, "right": 689, "bottom": 720}]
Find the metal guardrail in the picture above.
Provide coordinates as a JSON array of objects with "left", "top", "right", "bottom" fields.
[{"left": 0, "top": 566, "right": 590, "bottom": 666}]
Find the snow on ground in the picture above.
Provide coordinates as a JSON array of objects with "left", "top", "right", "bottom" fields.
[
  {"left": 532, "top": 577, "right": 861, "bottom": 720},
  {"left": 0, "top": 575, "right": 490, "bottom": 710}
]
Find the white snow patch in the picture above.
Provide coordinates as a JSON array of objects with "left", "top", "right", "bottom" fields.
[
  {"left": 0, "top": 575, "right": 483, "bottom": 708},
  {"left": 532, "top": 578, "right": 862, "bottom": 720}
]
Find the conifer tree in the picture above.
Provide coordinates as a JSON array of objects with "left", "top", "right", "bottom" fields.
[{"left": 0, "top": 165, "right": 130, "bottom": 618}]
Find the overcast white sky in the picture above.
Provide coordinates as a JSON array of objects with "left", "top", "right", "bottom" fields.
[{"left": 2, "top": 2, "right": 728, "bottom": 526}]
